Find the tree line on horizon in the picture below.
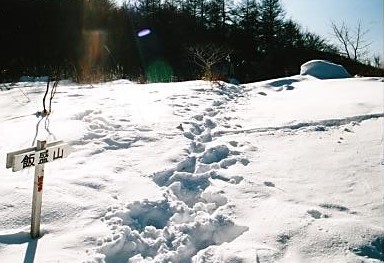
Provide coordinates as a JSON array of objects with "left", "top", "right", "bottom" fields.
[{"left": 0, "top": 0, "right": 382, "bottom": 83}]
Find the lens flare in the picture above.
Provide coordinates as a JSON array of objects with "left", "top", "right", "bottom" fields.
[
  {"left": 146, "top": 60, "right": 173, "bottom": 82},
  {"left": 137, "top": 29, "right": 151, "bottom": 38},
  {"left": 80, "top": 30, "right": 107, "bottom": 82}
]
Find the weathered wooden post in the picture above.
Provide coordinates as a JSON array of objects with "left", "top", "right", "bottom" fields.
[
  {"left": 31, "top": 140, "right": 46, "bottom": 238},
  {"left": 6, "top": 140, "right": 71, "bottom": 238}
]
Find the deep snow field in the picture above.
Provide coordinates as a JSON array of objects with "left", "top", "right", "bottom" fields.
[{"left": 0, "top": 61, "right": 383, "bottom": 262}]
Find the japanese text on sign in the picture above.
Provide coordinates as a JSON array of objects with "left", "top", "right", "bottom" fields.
[
  {"left": 21, "top": 154, "right": 35, "bottom": 169},
  {"left": 20, "top": 147, "right": 64, "bottom": 169},
  {"left": 7, "top": 141, "right": 71, "bottom": 172}
]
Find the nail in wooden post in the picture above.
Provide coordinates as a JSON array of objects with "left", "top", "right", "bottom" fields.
[{"left": 31, "top": 140, "right": 46, "bottom": 239}]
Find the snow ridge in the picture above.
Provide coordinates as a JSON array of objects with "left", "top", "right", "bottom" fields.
[
  {"left": 89, "top": 83, "right": 250, "bottom": 263},
  {"left": 215, "top": 112, "right": 384, "bottom": 136}
]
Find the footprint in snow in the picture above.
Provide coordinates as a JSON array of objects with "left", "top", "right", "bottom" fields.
[
  {"left": 319, "top": 203, "right": 354, "bottom": 214},
  {"left": 350, "top": 236, "right": 384, "bottom": 261},
  {"left": 264, "top": 181, "right": 275, "bottom": 187},
  {"left": 307, "top": 209, "right": 329, "bottom": 219},
  {"left": 97, "top": 201, "right": 248, "bottom": 263},
  {"left": 285, "top": 85, "right": 295, "bottom": 90}
]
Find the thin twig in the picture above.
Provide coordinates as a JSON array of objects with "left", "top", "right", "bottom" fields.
[
  {"left": 48, "top": 79, "right": 58, "bottom": 114},
  {"left": 42, "top": 78, "right": 50, "bottom": 115},
  {"left": 17, "top": 87, "right": 31, "bottom": 102}
]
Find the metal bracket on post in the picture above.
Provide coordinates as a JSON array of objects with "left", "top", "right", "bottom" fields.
[{"left": 31, "top": 140, "right": 46, "bottom": 239}]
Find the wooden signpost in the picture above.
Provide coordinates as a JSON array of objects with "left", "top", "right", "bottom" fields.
[{"left": 6, "top": 140, "right": 71, "bottom": 238}]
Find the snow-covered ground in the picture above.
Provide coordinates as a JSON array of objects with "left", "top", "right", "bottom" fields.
[{"left": 0, "top": 66, "right": 383, "bottom": 262}]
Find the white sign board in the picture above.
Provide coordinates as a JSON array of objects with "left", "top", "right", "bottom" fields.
[
  {"left": 5, "top": 140, "right": 72, "bottom": 238},
  {"left": 6, "top": 140, "right": 71, "bottom": 172}
]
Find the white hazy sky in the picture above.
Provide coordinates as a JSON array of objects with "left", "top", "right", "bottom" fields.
[{"left": 115, "top": 0, "right": 383, "bottom": 60}]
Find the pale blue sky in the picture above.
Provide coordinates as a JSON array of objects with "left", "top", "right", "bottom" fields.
[{"left": 281, "top": 0, "right": 383, "bottom": 60}]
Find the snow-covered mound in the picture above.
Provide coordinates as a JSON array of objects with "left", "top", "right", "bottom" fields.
[{"left": 300, "top": 60, "right": 351, "bottom": 79}]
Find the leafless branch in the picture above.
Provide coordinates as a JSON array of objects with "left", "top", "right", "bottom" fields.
[
  {"left": 188, "top": 44, "right": 231, "bottom": 80},
  {"left": 48, "top": 79, "right": 59, "bottom": 114},
  {"left": 331, "top": 20, "right": 371, "bottom": 61},
  {"left": 42, "top": 78, "right": 50, "bottom": 115},
  {"left": 40, "top": 77, "right": 59, "bottom": 117}
]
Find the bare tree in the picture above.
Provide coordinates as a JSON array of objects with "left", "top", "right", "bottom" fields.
[
  {"left": 188, "top": 44, "right": 231, "bottom": 80},
  {"left": 373, "top": 54, "right": 382, "bottom": 69},
  {"left": 331, "top": 21, "right": 371, "bottom": 61}
]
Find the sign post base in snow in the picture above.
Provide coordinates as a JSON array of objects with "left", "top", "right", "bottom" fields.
[{"left": 6, "top": 140, "right": 71, "bottom": 238}]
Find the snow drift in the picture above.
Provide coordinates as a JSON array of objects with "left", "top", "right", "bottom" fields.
[{"left": 300, "top": 60, "right": 351, "bottom": 79}]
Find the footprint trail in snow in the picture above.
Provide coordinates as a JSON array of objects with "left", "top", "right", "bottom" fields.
[{"left": 90, "top": 83, "right": 250, "bottom": 263}]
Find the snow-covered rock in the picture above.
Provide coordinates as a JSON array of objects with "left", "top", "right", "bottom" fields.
[{"left": 300, "top": 60, "right": 351, "bottom": 79}]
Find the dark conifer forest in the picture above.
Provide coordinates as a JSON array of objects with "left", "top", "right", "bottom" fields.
[{"left": 0, "top": 0, "right": 382, "bottom": 83}]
